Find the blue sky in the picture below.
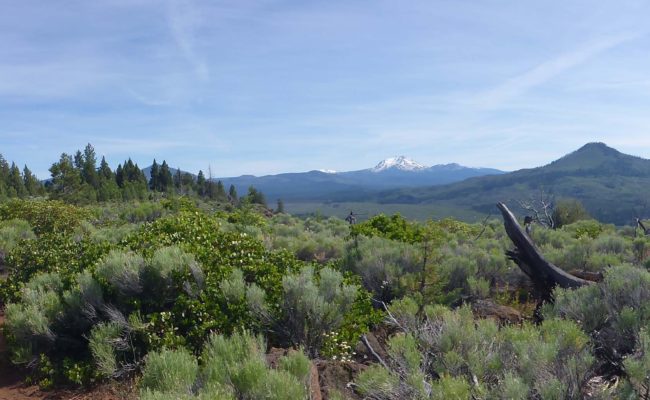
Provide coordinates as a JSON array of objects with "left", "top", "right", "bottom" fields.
[{"left": 2, "top": 0, "right": 650, "bottom": 179}]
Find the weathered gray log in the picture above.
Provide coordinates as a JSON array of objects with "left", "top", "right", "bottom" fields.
[{"left": 497, "top": 202, "right": 591, "bottom": 300}]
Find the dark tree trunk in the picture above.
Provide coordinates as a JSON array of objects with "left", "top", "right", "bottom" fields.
[{"left": 497, "top": 202, "right": 591, "bottom": 301}]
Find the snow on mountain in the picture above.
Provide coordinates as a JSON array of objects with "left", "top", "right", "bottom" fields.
[
  {"left": 371, "top": 156, "right": 428, "bottom": 172},
  {"left": 318, "top": 169, "right": 337, "bottom": 174}
]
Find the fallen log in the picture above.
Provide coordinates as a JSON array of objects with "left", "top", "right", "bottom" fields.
[
  {"left": 568, "top": 270, "right": 604, "bottom": 282},
  {"left": 497, "top": 202, "right": 591, "bottom": 301}
]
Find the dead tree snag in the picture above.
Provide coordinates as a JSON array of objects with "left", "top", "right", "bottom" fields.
[{"left": 497, "top": 202, "right": 591, "bottom": 301}]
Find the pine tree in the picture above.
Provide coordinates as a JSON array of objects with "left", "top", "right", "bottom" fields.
[
  {"left": 174, "top": 168, "right": 182, "bottom": 193},
  {"left": 276, "top": 199, "right": 285, "bottom": 214},
  {"left": 197, "top": 170, "right": 206, "bottom": 197},
  {"left": 97, "top": 157, "right": 120, "bottom": 201},
  {"left": 149, "top": 159, "right": 159, "bottom": 191},
  {"left": 115, "top": 164, "right": 124, "bottom": 188},
  {"left": 0, "top": 154, "right": 9, "bottom": 183},
  {"left": 181, "top": 173, "right": 195, "bottom": 194},
  {"left": 247, "top": 186, "right": 266, "bottom": 206},
  {"left": 120, "top": 159, "right": 148, "bottom": 200},
  {"left": 73, "top": 150, "right": 84, "bottom": 171},
  {"left": 228, "top": 184, "right": 238, "bottom": 203},
  {"left": 0, "top": 154, "right": 9, "bottom": 198},
  {"left": 8, "top": 162, "right": 26, "bottom": 198},
  {"left": 216, "top": 180, "right": 226, "bottom": 199},
  {"left": 159, "top": 161, "right": 173, "bottom": 192},
  {"left": 99, "top": 157, "right": 113, "bottom": 180},
  {"left": 206, "top": 180, "right": 217, "bottom": 199},
  {"left": 49, "top": 153, "right": 82, "bottom": 202},
  {"left": 205, "top": 166, "right": 217, "bottom": 199},
  {"left": 23, "top": 165, "right": 42, "bottom": 196},
  {"left": 82, "top": 143, "right": 98, "bottom": 188}
]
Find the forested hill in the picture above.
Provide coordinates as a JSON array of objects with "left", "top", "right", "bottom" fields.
[{"left": 366, "top": 143, "right": 650, "bottom": 225}]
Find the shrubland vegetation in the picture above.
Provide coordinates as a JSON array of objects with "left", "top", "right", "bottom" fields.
[{"left": 4, "top": 145, "right": 650, "bottom": 399}]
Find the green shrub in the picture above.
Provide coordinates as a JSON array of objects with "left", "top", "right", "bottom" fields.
[
  {"left": 73, "top": 220, "right": 138, "bottom": 244},
  {"left": 593, "top": 234, "right": 629, "bottom": 255},
  {"left": 552, "top": 198, "right": 591, "bottom": 228},
  {"left": 144, "top": 245, "right": 204, "bottom": 303},
  {"left": 247, "top": 266, "right": 361, "bottom": 356},
  {"left": 622, "top": 329, "right": 650, "bottom": 398},
  {"left": 95, "top": 250, "right": 145, "bottom": 296},
  {"left": 139, "top": 331, "right": 310, "bottom": 399},
  {"left": 4, "top": 272, "right": 65, "bottom": 363},
  {"left": 430, "top": 375, "right": 472, "bottom": 400},
  {"left": 0, "top": 219, "right": 36, "bottom": 254},
  {"left": 119, "top": 202, "right": 166, "bottom": 223},
  {"left": 544, "top": 264, "right": 650, "bottom": 368},
  {"left": 343, "top": 236, "right": 422, "bottom": 302},
  {"left": 1, "top": 233, "right": 111, "bottom": 304},
  {"left": 562, "top": 219, "right": 605, "bottom": 239},
  {"left": 0, "top": 199, "right": 90, "bottom": 235},
  {"left": 140, "top": 348, "right": 198, "bottom": 395},
  {"left": 350, "top": 213, "right": 425, "bottom": 243},
  {"left": 265, "top": 215, "right": 347, "bottom": 263},
  {"left": 355, "top": 300, "right": 594, "bottom": 399},
  {"left": 88, "top": 322, "right": 123, "bottom": 377}
]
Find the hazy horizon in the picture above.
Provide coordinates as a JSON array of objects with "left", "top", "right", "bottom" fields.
[{"left": 2, "top": 1, "right": 650, "bottom": 179}]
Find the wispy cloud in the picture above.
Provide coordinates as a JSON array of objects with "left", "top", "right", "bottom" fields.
[
  {"left": 89, "top": 137, "right": 193, "bottom": 153},
  {"left": 166, "top": 0, "right": 209, "bottom": 81},
  {"left": 473, "top": 32, "right": 644, "bottom": 109}
]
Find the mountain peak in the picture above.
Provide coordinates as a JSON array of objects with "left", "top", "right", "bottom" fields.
[
  {"left": 545, "top": 142, "right": 637, "bottom": 172},
  {"left": 372, "top": 156, "right": 427, "bottom": 172},
  {"left": 575, "top": 142, "right": 618, "bottom": 154}
]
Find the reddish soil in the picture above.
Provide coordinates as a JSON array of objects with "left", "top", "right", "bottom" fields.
[{"left": 0, "top": 310, "right": 137, "bottom": 400}]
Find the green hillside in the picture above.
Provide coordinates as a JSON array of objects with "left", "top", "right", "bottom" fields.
[{"left": 370, "top": 143, "right": 650, "bottom": 225}]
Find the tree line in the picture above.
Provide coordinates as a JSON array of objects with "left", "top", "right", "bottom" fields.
[
  {"left": 0, "top": 144, "right": 267, "bottom": 207},
  {"left": 0, "top": 154, "right": 45, "bottom": 200}
]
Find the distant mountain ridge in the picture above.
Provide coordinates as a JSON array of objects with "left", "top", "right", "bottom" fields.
[
  {"left": 213, "top": 157, "right": 504, "bottom": 202},
  {"left": 363, "top": 143, "right": 650, "bottom": 225}
]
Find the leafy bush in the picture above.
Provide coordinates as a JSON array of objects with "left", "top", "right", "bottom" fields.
[
  {"left": 0, "top": 233, "right": 112, "bottom": 304},
  {"left": 552, "top": 198, "right": 591, "bottom": 228},
  {"left": 350, "top": 213, "right": 425, "bottom": 244},
  {"left": 0, "top": 199, "right": 90, "bottom": 235}
]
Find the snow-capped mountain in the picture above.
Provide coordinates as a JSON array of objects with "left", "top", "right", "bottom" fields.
[
  {"left": 372, "top": 156, "right": 428, "bottom": 172},
  {"left": 213, "top": 157, "right": 504, "bottom": 203}
]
